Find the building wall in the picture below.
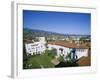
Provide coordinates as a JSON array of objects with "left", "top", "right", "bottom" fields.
[
  {"left": 25, "top": 42, "right": 46, "bottom": 55},
  {"left": 48, "top": 44, "right": 72, "bottom": 57},
  {"left": 25, "top": 37, "right": 46, "bottom": 55},
  {"left": 76, "top": 49, "right": 88, "bottom": 59},
  {"left": 48, "top": 44, "right": 88, "bottom": 59}
]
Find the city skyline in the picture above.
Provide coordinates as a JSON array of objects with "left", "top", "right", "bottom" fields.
[{"left": 23, "top": 10, "right": 91, "bottom": 35}]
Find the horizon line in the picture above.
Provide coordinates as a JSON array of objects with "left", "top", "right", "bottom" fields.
[{"left": 24, "top": 27, "right": 91, "bottom": 36}]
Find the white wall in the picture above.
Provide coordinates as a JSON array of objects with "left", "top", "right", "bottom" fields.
[
  {"left": 48, "top": 44, "right": 71, "bottom": 57},
  {"left": 0, "top": 0, "right": 100, "bottom": 80},
  {"left": 48, "top": 44, "right": 88, "bottom": 59},
  {"left": 25, "top": 42, "right": 46, "bottom": 55},
  {"left": 76, "top": 49, "right": 88, "bottom": 59}
]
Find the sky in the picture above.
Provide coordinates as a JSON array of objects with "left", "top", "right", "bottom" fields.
[{"left": 23, "top": 10, "right": 91, "bottom": 35}]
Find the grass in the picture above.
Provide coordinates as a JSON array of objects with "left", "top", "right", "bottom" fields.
[{"left": 27, "top": 54, "right": 55, "bottom": 69}]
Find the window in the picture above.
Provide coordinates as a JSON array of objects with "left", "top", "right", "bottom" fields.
[
  {"left": 32, "top": 48, "right": 34, "bottom": 49},
  {"left": 28, "top": 48, "right": 30, "bottom": 50},
  {"left": 31, "top": 44, "right": 38, "bottom": 46}
]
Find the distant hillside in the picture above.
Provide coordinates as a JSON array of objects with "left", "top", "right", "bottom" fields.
[
  {"left": 23, "top": 28, "right": 90, "bottom": 41},
  {"left": 23, "top": 28, "right": 67, "bottom": 40}
]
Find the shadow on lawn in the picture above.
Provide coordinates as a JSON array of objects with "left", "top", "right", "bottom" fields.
[{"left": 55, "top": 61, "right": 79, "bottom": 67}]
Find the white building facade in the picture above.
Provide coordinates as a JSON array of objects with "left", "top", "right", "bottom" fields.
[
  {"left": 48, "top": 44, "right": 88, "bottom": 60},
  {"left": 75, "top": 49, "right": 88, "bottom": 59},
  {"left": 25, "top": 37, "right": 46, "bottom": 55},
  {"left": 48, "top": 44, "right": 72, "bottom": 57}
]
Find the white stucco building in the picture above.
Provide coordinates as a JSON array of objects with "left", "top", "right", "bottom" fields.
[
  {"left": 48, "top": 41, "right": 89, "bottom": 60},
  {"left": 25, "top": 37, "right": 90, "bottom": 60},
  {"left": 25, "top": 37, "right": 46, "bottom": 55},
  {"left": 48, "top": 44, "right": 72, "bottom": 57}
]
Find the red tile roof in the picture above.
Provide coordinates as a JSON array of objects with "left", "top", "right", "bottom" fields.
[
  {"left": 76, "top": 56, "right": 91, "bottom": 66},
  {"left": 48, "top": 41, "right": 90, "bottom": 49}
]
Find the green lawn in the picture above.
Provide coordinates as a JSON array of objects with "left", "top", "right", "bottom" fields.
[{"left": 27, "top": 54, "right": 55, "bottom": 69}]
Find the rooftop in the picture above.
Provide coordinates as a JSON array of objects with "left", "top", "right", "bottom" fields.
[
  {"left": 48, "top": 41, "right": 90, "bottom": 49},
  {"left": 24, "top": 39, "right": 33, "bottom": 44},
  {"left": 76, "top": 56, "right": 91, "bottom": 66}
]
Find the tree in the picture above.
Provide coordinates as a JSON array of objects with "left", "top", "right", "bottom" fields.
[
  {"left": 51, "top": 48, "right": 57, "bottom": 56},
  {"left": 44, "top": 48, "right": 57, "bottom": 58},
  {"left": 23, "top": 43, "right": 28, "bottom": 69}
]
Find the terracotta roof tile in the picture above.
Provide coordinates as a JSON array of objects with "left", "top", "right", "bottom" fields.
[
  {"left": 76, "top": 56, "right": 91, "bottom": 66},
  {"left": 48, "top": 41, "right": 90, "bottom": 49}
]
